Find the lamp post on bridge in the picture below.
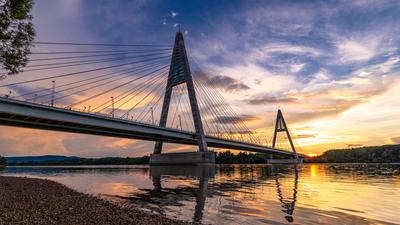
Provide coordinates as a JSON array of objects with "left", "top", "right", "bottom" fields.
[
  {"left": 150, "top": 107, "right": 154, "bottom": 125},
  {"left": 111, "top": 96, "right": 114, "bottom": 118},
  {"left": 51, "top": 80, "right": 55, "bottom": 107}
]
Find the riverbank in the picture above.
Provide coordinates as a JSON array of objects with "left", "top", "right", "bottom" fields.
[{"left": 0, "top": 176, "right": 194, "bottom": 225}]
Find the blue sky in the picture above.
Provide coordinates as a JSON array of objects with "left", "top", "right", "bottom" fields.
[{"left": 0, "top": 0, "right": 399, "bottom": 156}]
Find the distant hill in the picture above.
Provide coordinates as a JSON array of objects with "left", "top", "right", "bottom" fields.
[
  {"left": 5, "top": 155, "right": 149, "bottom": 166},
  {"left": 308, "top": 144, "right": 400, "bottom": 163},
  {"left": 5, "top": 155, "right": 80, "bottom": 164}
]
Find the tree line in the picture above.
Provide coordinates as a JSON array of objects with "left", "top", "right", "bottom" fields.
[
  {"left": 216, "top": 151, "right": 287, "bottom": 164},
  {"left": 4, "top": 152, "right": 289, "bottom": 166},
  {"left": 0, "top": 156, "right": 5, "bottom": 165},
  {"left": 6, "top": 156, "right": 150, "bottom": 166},
  {"left": 308, "top": 144, "right": 400, "bottom": 163}
]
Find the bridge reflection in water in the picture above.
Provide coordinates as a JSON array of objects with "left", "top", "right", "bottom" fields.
[{"left": 116, "top": 165, "right": 299, "bottom": 224}]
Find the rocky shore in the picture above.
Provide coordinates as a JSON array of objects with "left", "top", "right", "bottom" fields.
[{"left": 0, "top": 176, "right": 194, "bottom": 225}]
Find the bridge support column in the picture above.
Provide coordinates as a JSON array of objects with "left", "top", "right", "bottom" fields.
[
  {"left": 269, "top": 109, "right": 302, "bottom": 164},
  {"left": 150, "top": 151, "right": 215, "bottom": 165},
  {"left": 152, "top": 32, "right": 208, "bottom": 165}
]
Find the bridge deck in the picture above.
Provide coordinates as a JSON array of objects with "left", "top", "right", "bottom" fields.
[{"left": 0, "top": 97, "right": 300, "bottom": 157}]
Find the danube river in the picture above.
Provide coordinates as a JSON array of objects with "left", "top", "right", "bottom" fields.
[{"left": 2, "top": 164, "right": 399, "bottom": 225}]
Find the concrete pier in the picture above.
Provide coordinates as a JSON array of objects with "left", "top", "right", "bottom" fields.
[
  {"left": 267, "top": 158, "right": 303, "bottom": 164},
  {"left": 149, "top": 151, "right": 215, "bottom": 165}
]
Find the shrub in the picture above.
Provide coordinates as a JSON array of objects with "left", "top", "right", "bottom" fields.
[{"left": 0, "top": 156, "right": 5, "bottom": 165}]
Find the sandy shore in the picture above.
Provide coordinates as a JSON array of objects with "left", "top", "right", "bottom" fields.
[{"left": 0, "top": 176, "right": 195, "bottom": 225}]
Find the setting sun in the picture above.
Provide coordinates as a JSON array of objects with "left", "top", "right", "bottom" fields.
[{"left": 306, "top": 153, "right": 318, "bottom": 158}]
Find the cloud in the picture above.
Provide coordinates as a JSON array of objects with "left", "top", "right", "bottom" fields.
[
  {"left": 240, "top": 2, "right": 316, "bottom": 37},
  {"left": 294, "top": 134, "right": 317, "bottom": 139},
  {"left": 346, "top": 143, "right": 364, "bottom": 148},
  {"left": 194, "top": 71, "right": 250, "bottom": 92},
  {"left": 247, "top": 95, "right": 297, "bottom": 105},
  {"left": 283, "top": 98, "right": 363, "bottom": 124},
  {"left": 388, "top": 136, "right": 400, "bottom": 144},
  {"left": 213, "top": 115, "right": 260, "bottom": 124},
  {"left": 256, "top": 43, "right": 322, "bottom": 59},
  {"left": 290, "top": 63, "right": 305, "bottom": 73},
  {"left": 0, "top": 127, "right": 70, "bottom": 156},
  {"left": 62, "top": 135, "right": 151, "bottom": 157},
  {"left": 295, "top": 126, "right": 312, "bottom": 131},
  {"left": 336, "top": 39, "right": 377, "bottom": 63}
]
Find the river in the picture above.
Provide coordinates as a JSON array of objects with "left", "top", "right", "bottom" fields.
[{"left": 1, "top": 164, "right": 399, "bottom": 225}]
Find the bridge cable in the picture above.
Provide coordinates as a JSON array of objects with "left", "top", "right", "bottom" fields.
[
  {"left": 0, "top": 55, "right": 171, "bottom": 88},
  {"left": 17, "top": 58, "right": 169, "bottom": 99},
  {"left": 193, "top": 82, "right": 224, "bottom": 136},
  {"left": 110, "top": 70, "right": 168, "bottom": 115},
  {"left": 23, "top": 52, "right": 171, "bottom": 72},
  {"left": 32, "top": 41, "right": 171, "bottom": 47},
  {"left": 194, "top": 79, "right": 245, "bottom": 141},
  {"left": 189, "top": 57, "right": 260, "bottom": 143},
  {"left": 137, "top": 84, "right": 167, "bottom": 124},
  {"left": 28, "top": 49, "right": 172, "bottom": 61},
  {"left": 195, "top": 77, "right": 259, "bottom": 144},
  {"left": 84, "top": 65, "right": 168, "bottom": 112},
  {"left": 26, "top": 61, "right": 168, "bottom": 102},
  {"left": 194, "top": 79, "right": 234, "bottom": 137},
  {"left": 25, "top": 51, "right": 171, "bottom": 69},
  {"left": 40, "top": 64, "right": 169, "bottom": 105},
  {"left": 68, "top": 65, "right": 169, "bottom": 107},
  {"left": 30, "top": 49, "right": 172, "bottom": 55},
  {"left": 121, "top": 73, "right": 169, "bottom": 119},
  {"left": 134, "top": 80, "right": 168, "bottom": 123}
]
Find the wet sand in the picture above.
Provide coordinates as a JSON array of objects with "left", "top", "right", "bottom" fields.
[{"left": 0, "top": 176, "right": 194, "bottom": 225}]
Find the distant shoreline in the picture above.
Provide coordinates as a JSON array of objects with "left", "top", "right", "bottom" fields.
[
  {"left": 3, "top": 162, "right": 400, "bottom": 168},
  {"left": 3, "top": 144, "right": 399, "bottom": 166},
  {"left": 0, "top": 176, "right": 193, "bottom": 225}
]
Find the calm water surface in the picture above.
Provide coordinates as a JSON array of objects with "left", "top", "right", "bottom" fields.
[{"left": 2, "top": 164, "right": 400, "bottom": 225}]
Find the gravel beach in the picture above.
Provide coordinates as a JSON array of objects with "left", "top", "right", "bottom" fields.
[{"left": 0, "top": 176, "right": 194, "bottom": 225}]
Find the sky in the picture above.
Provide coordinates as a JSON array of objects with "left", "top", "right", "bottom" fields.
[{"left": 0, "top": 0, "right": 400, "bottom": 157}]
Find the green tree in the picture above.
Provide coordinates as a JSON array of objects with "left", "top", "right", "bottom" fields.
[
  {"left": 0, "top": 155, "right": 5, "bottom": 165},
  {"left": 308, "top": 144, "right": 400, "bottom": 163},
  {"left": 0, "top": 0, "right": 35, "bottom": 80}
]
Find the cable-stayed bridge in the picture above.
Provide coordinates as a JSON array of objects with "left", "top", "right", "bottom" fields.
[{"left": 0, "top": 32, "right": 303, "bottom": 164}]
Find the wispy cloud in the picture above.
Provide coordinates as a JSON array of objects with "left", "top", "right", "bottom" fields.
[
  {"left": 194, "top": 71, "right": 250, "bottom": 92},
  {"left": 213, "top": 115, "right": 260, "bottom": 124},
  {"left": 247, "top": 96, "right": 297, "bottom": 105},
  {"left": 388, "top": 136, "right": 400, "bottom": 144},
  {"left": 337, "top": 39, "right": 376, "bottom": 63}
]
